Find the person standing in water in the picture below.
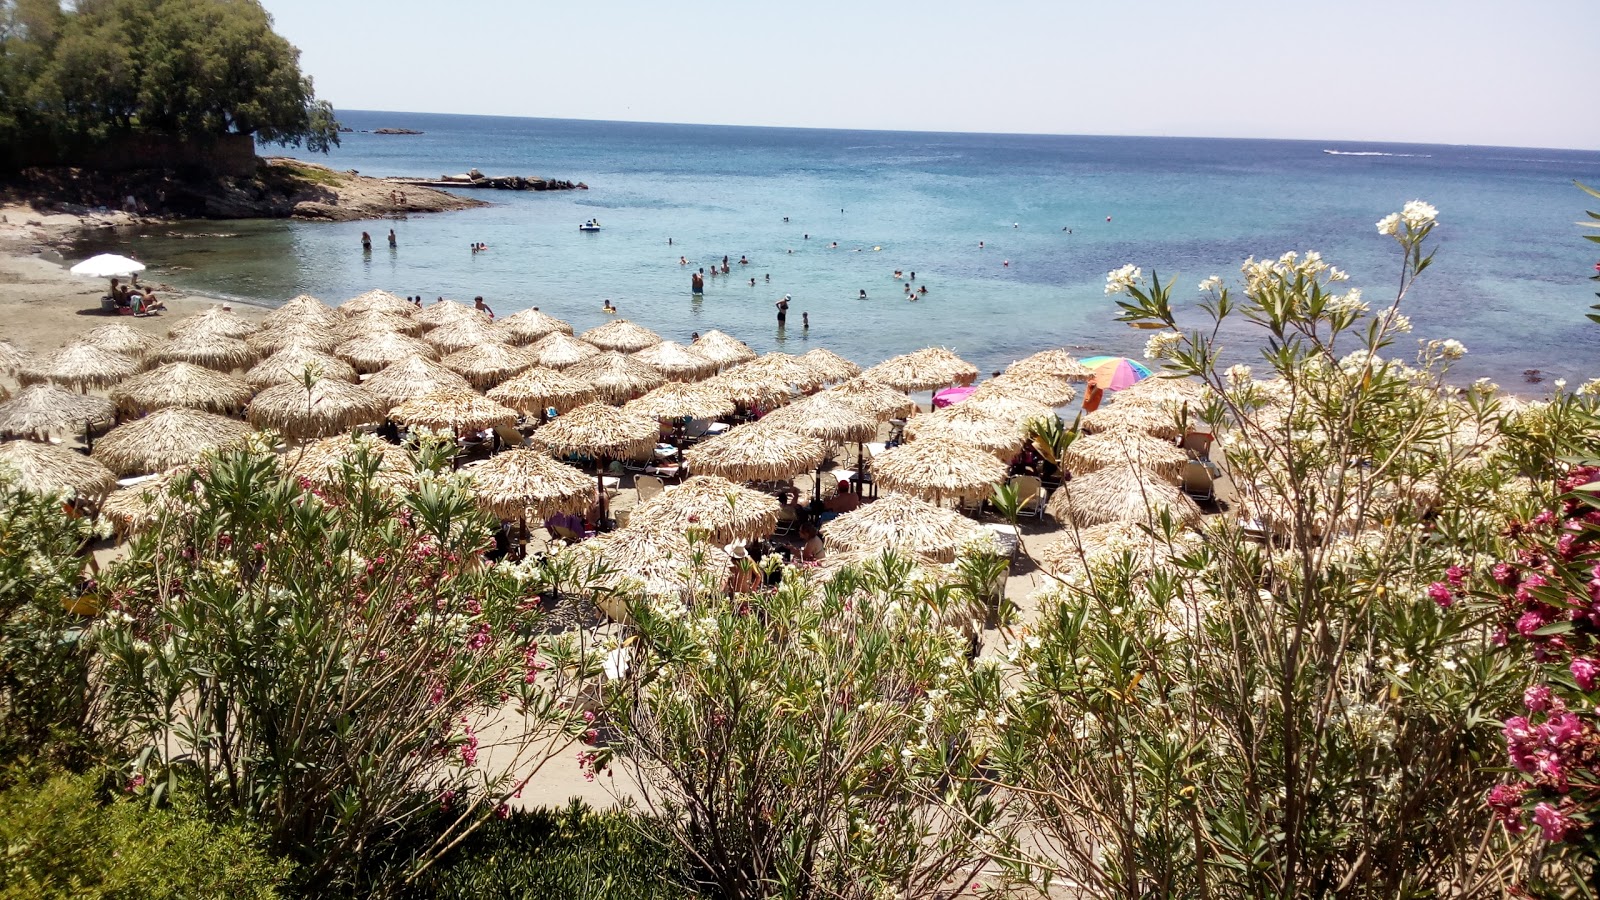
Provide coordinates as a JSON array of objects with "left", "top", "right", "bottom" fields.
[
  {"left": 473, "top": 296, "right": 495, "bottom": 319},
  {"left": 802, "top": 311, "right": 809, "bottom": 330},
  {"left": 361, "top": 231, "right": 372, "bottom": 251},
  {"left": 775, "top": 295, "right": 790, "bottom": 326}
]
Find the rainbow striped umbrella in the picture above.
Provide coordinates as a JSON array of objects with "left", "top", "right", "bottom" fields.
[{"left": 1081, "top": 356, "right": 1152, "bottom": 392}]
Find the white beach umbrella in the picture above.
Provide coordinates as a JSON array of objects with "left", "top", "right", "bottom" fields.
[{"left": 70, "top": 253, "right": 146, "bottom": 279}]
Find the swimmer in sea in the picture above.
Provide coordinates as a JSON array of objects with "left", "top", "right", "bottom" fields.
[
  {"left": 680, "top": 256, "right": 687, "bottom": 265},
  {"left": 750, "top": 277, "right": 756, "bottom": 287},
  {"left": 603, "top": 299, "right": 616, "bottom": 313},
  {"left": 830, "top": 241, "right": 837, "bottom": 248},
  {"left": 765, "top": 273, "right": 770, "bottom": 282},
  {"left": 978, "top": 241, "right": 984, "bottom": 249},
  {"left": 859, "top": 289, "right": 867, "bottom": 300},
  {"left": 918, "top": 284, "right": 928, "bottom": 295}
]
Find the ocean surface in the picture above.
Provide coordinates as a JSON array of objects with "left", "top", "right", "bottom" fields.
[{"left": 69, "top": 111, "right": 1600, "bottom": 383}]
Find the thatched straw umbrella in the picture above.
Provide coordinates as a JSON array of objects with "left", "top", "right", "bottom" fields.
[
  {"left": 264, "top": 294, "right": 342, "bottom": 331},
  {"left": 683, "top": 422, "right": 827, "bottom": 483},
  {"left": 970, "top": 374, "right": 1077, "bottom": 408},
  {"left": 564, "top": 527, "right": 730, "bottom": 614},
  {"left": 959, "top": 393, "right": 1054, "bottom": 429},
  {"left": 499, "top": 308, "right": 574, "bottom": 344},
  {"left": 389, "top": 390, "right": 517, "bottom": 432},
  {"left": 800, "top": 348, "right": 861, "bottom": 383},
  {"left": 734, "top": 353, "right": 828, "bottom": 392},
  {"left": 0, "top": 439, "right": 117, "bottom": 500},
  {"left": 361, "top": 355, "right": 473, "bottom": 409},
  {"left": 861, "top": 347, "right": 978, "bottom": 392},
  {"left": 526, "top": 332, "right": 601, "bottom": 370},
  {"left": 580, "top": 318, "right": 663, "bottom": 353},
  {"left": 335, "top": 331, "right": 437, "bottom": 373},
  {"left": 416, "top": 298, "right": 489, "bottom": 329},
  {"left": 82, "top": 322, "right": 162, "bottom": 360},
  {"left": 629, "top": 474, "right": 780, "bottom": 544},
  {"left": 1114, "top": 376, "right": 1207, "bottom": 409},
  {"left": 246, "top": 321, "right": 350, "bottom": 355},
  {"left": 1005, "top": 349, "right": 1092, "bottom": 382},
  {"left": 442, "top": 342, "right": 536, "bottom": 390},
  {"left": 23, "top": 342, "right": 143, "bottom": 391},
  {"left": 533, "top": 402, "right": 659, "bottom": 461},
  {"left": 0, "top": 384, "right": 115, "bottom": 439},
  {"left": 1062, "top": 430, "right": 1187, "bottom": 481},
  {"left": 487, "top": 367, "right": 596, "bottom": 416},
  {"left": 903, "top": 405, "right": 1025, "bottom": 456},
  {"left": 700, "top": 369, "right": 795, "bottom": 409},
  {"left": 632, "top": 341, "right": 717, "bottom": 381},
  {"left": 564, "top": 352, "right": 665, "bottom": 404},
  {"left": 868, "top": 438, "right": 1007, "bottom": 503},
  {"left": 822, "top": 492, "right": 987, "bottom": 564},
  {"left": 155, "top": 332, "right": 257, "bottom": 372},
  {"left": 340, "top": 289, "right": 415, "bottom": 317},
  {"left": 245, "top": 347, "right": 359, "bottom": 390},
  {"left": 691, "top": 330, "right": 758, "bottom": 368},
  {"left": 112, "top": 362, "right": 253, "bottom": 416},
  {"left": 758, "top": 395, "right": 877, "bottom": 444},
  {"left": 346, "top": 309, "right": 425, "bottom": 336},
  {"left": 1045, "top": 464, "right": 1202, "bottom": 529},
  {"left": 822, "top": 377, "right": 918, "bottom": 421},
  {"left": 0, "top": 340, "right": 31, "bottom": 375},
  {"left": 92, "top": 407, "right": 253, "bottom": 475},
  {"left": 167, "top": 306, "right": 255, "bottom": 340},
  {"left": 1039, "top": 523, "right": 1179, "bottom": 577},
  {"left": 623, "top": 380, "right": 736, "bottom": 421},
  {"left": 425, "top": 317, "right": 510, "bottom": 354},
  {"left": 1080, "top": 406, "right": 1184, "bottom": 441},
  {"left": 249, "top": 379, "right": 385, "bottom": 441},
  {"left": 284, "top": 433, "right": 415, "bottom": 492},
  {"left": 102, "top": 467, "right": 186, "bottom": 537},
  {"left": 463, "top": 447, "right": 593, "bottom": 520}
]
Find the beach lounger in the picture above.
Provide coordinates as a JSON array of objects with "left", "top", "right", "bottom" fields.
[
  {"left": 1181, "top": 431, "right": 1213, "bottom": 460},
  {"left": 1181, "top": 460, "right": 1215, "bottom": 501},
  {"left": 1009, "top": 475, "right": 1046, "bottom": 519},
  {"left": 493, "top": 423, "right": 527, "bottom": 449},
  {"left": 634, "top": 474, "right": 665, "bottom": 503}
]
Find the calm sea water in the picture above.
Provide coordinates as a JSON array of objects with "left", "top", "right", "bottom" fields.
[{"left": 70, "top": 111, "right": 1600, "bottom": 383}]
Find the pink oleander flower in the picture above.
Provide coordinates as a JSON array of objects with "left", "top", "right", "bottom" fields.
[
  {"left": 1493, "top": 562, "right": 1517, "bottom": 587},
  {"left": 1446, "top": 565, "right": 1466, "bottom": 587},
  {"left": 1533, "top": 750, "right": 1569, "bottom": 791},
  {"left": 1546, "top": 711, "right": 1582, "bottom": 746},
  {"left": 1504, "top": 716, "right": 1539, "bottom": 773},
  {"left": 1572, "top": 657, "right": 1599, "bottom": 692},
  {"left": 1487, "top": 783, "right": 1527, "bottom": 834},
  {"left": 1428, "top": 582, "right": 1454, "bottom": 609},
  {"left": 1525, "top": 684, "right": 1554, "bottom": 712},
  {"left": 1517, "top": 608, "right": 1553, "bottom": 639},
  {"left": 1533, "top": 802, "right": 1574, "bottom": 843}
]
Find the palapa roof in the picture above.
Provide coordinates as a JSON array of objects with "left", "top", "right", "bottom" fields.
[
  {"left": 499, "top": 308, "right": 574, "bottom": 344},
  {"left": 82, "top": 322, "right": 162, "bottom": 359},
  {"left": 415, "top": 298, "right": 489, "bottom": 329},
  {"left": 0, "top": 340, "right": 31, "bottom": 374},
  {"left": 970, "top": 374, "right": 1077, "bottom": 408},
  {"left": 1062, "top": 430, "right": 1187, "bottom": 481},
  {"left": 1005, "top": 348, "right": 1092, "bottom": 382},
  {"left": 1114, "top": 375, "right": 1208, "bottom": 408},
  {"left": 248, "top": 379, "right": 385, "bottom": 441},
  {"left": 345, "top": 309, "right": 424, "bottom": 336},
  {"left": 564, "top": 351, "right": 666, "bottom": 404},
  {"left": 441, "top": 342, "right": 536, "bottom": 390},
  {"left": 263, "top": 294, "right": 342, "bottom": 331},
  {"left": 700, "top": 369, "right": 795, "bottom": 409},
  {"left": 631, "top": 341, "right": 717, "bottom": 380},
  {"left": 1080, "top": 405, "right": 1184, "bottom": 440},
  {"left": 245, "top": 321, "right": 350, "bottom": 355},
  {"left": 388, "top": 390, "right": 517, "bottom": 432},
  {"left": 822, "top": 377, "right": 918, "bottom": 421},
  {"left": 862, "top": 347, "right": 979, "bottom": 392},
  {"left": 167, "top": 306, "right": 255, "bottom": 340},
  {"left": 579, "top": 318, "right": 663, "bottom": 353},
  {"left": 1039, "top": 522, "right": 1184, "bottom": 577},
  {"left": 533, "top": 402, "right": 658, "bottom": 458},
  {"left": 462, "top": 447, "right": 593, "bottom": 519},
  {"left": 0, "top": 439, "right": 117, "bottom": 500},
  {"left": 757, "top": 394, "right": 877, "bottom": 444},
  {"left": 155, "top": 331, "right": 258, "bottom": 371},
  {"left": 101, "top": 467, "right": 187, "bottom": 536},
  {"left": 526, "top": 332, "right": 601, "bottom": 369},
  {"left": 622, "top": 380, "right": 736, "bottom": 421},
  {"left": 0, "top": 384, "right": 115, "bottom": 438},
  {"left": 730, "top": 352, "right": 828, "bottom": 392},
  {"left": 112, "top": 362, "right": 253, "bottom": 416},
  {"left": 23, "top": 342, "right": 143, "bottom": 389},
  {"left": 486, "top": 366, "right": 596, "bottom": 415},
  {"left": 360, "top": 354, "right": 474, "bottom": 409},
  {"left": 682, "top": 421, "right": 827, "bottom": 482},
  {"left": 821, "top": 492, "right": 988, "bottom": 564},
  {"left": 340, "top": 289, "right": 416, "bottom": 317},
  {"left": 335, "top": 331, "right": 437, "bottom": 373},
  {"left": 424, "top": 317, "right": 511, "bottom": 354},
  {"left": 1044, "top": 464, "right": 1202, "bottom": 529},
  {"left": 563, "top": 526, "right": 731, "bottom": 604},
  {"left": 903, "top": 404, "right": 1025, "bottom": 456},
  {"left": 628, "top": 474, "right": 780, "bottom": 544},
  {"left": 800, "top": 348, "right": 861, "bottom": 383},
  {"left": 245, "top": 347, "right": 359, "bottom": 390},
  {"left": 868, "top": 437, "right": 1008, "bottom": 502},
  {"left": 691, "top": 329, "right": 757, "bottom": 367},
  {"left": 283, "top": 433, "right": 415, "bottom": 492},
  {"left": 92, "top": 407, "right": 254, "bottom": 475},
  {"left": 958, "top": 393, "right": 1054, "bottom": 428}
]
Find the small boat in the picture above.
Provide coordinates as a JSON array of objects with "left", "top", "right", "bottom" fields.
[{"left": 579, "top": 219, "right": 601, "bottom": 232}]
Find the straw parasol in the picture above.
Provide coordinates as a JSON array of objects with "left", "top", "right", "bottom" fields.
[
  {"left": 487, "top": 366, "right": 596, "bottom": 415},
  {"left": 335, "top": 331, "right": 437, "bottom": 373},
  {"left": 499, "top": 308, "right": 574, "bottom": 344},
  {"left": 629, "top": 474, "right": 781, "bottom": 544},
  {"left": 23, "top": 342, "right": 143, "bottom": 390},
  {"left": 0, "top": 439, "right": 117, "bottom": 500},
  {"left": 361, "top": 355, "right": 473, "bottom": 408},
  {"left": 1062, "top": 430, "right": 1188, "bottom": 481},
  {"left": 441, "top": 342, "right": 536, "bottom": 390},
  {"left": 462, "top": 447, "right": 593, "bottom": 519},
  {"left": 416, "top": 298, "right": 489, "bottom": 329},
  {"left": 700, "top": 369, "right": 794, "bottom": 409},
  {"left": 246, "top": 321, "right": 350, "bottom": 355},
  {"left": 112, "top": 362, "right": 253, "bottom": 416},
  {"left": 1114, "top": 375, "right": 1207, "bottom": 409},
  {"left": 1039, "top": 523, "right": 1177, "bottom": 577},
  {"left": 868, "top": 438, "right": 1008, "bottom": 503},
  {"left": 580, "top": 318, "right": 663, "bottom": 353},
  {"left": 903, "top": 404, "right": 1026, "bottom": 456},
  {"left": 564, "top": 352, "right": 666, "bottom": 404},
  {"left": 263, "top": 294, "right": 342, "bottom": 331},
  {"left": 0, "top": 340, "right": 31, "bottom": 374},
  {"left": 734, "top": 352, "right": 828, "bottom": 392},
  {"left": 861, "top": 347, "right": 979, "bottom": 392},
  {"left": 92, "top": 407, "right": 254, "bottom": 475},
  {"left": 1006, "top": 349, "right": 1092, "bottom": 382},
  {"left": 346, "top": 309, "right": 425, "bottom": 336},
  {"left": 683, "top": 421, "right": 827, "bottom": 483},
  {"left": 248, "top": 379, "right": 385, "bottom": 441},
  {"left": 800, "top": 348, "right": 861, "bottom": 383},
  {"left": 623, "top": 380, "right": 736, "bottom": 421},
  {"left": 340, "top": 289, "right": 415, "bottom": 317},
  {"left": 822, "top": 377, "right": 918, "bottom": 421},
  {"left": 692, "top": 330, "right": 758, "bottom": 367},
  {"left": 82, "top": 322, "right": 162, "bottom": 359},
  {"left": 283, "top": 433, "right": 415, "bottom": 492},
  {"left": 101, "top": 467, "right": 187, "bottom": 536},
  {"left": 822, "top": 492, "right": 988, "bottom": 564},
  {"left": 155, "top": 332, "right": 257, "bottom": 371},
  {"left": 389, "top": 390, "right": 517, "bottom": 432},
  {"left": 245, "top": 346, "right": 359, "bottom": 389},
  {"left": 0, "top": 384, "right": 115, "bottom": 439},
  {"left": 1045, "top": 464, "right": 1202, "bottom": 529},
  {"left": 631, "top": 341, "right": 717, "bottom": 381},
  {"left": 564, "top": 526, "right": 731, "bottom": 609},
  {"left": 167, "top": 306, "right": 255, "bottom": 340},
  {"left": 526, "top": 332, "right": 601, "bottom": 369},
  {"left": 425, "top": 317, "right": 510, "bottom": 354},
  {"left": 1080, "top": 406, "right": 1184, "bottom": 441},
  {"left": 970, "top": 374, "right": 1077, "bottom": 408},
  {"left": 533, "top": 402, "right": 659, "bottom": 460},
  {"left": 959, "top": 393, "right": 1054, "bottom": 429},
  {"left": 757, "top": 394, "right": 877, "bottom": 444}
]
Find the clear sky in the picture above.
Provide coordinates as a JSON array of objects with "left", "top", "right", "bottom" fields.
[{"left": 261, "top": 0, "right": 1596, "bottom": 149}]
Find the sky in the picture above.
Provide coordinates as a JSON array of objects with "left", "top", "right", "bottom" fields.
[{"left": 261, "top": 0, "right": 1596, "bottom": 149}]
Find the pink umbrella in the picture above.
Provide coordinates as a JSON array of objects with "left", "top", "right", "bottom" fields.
[
  {"left": 1081, "top": 356, "right": 1152, "bottom": 392},
  {"left": 933, "top": 385, "right": 977, "bottom": 408}
]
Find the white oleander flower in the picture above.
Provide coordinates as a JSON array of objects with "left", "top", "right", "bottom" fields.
[
  {"left": 1104, "top": 264, "right": 1141, "bottom": 295},
  {"left": 1401, "top": 200, "right": 1438, "bottom": 230},
  {"left": 1379, "top": 311, "right": 1412, "bottom": 334},
  {"left": 1143, "top": 331, "right": 1182, "bottom": 360},
  {"left": 1577, "top": 378, "right": 1600, "bottom": 396},
  {"left": 1554, "top": 378, "right": 1568, "bottom": 391},
  {"left": 1327, "top": 266, "right": 1349, "bottom": 282},
  {"left": 1327, "top": 289, "right": 1368, "bottom": 317},
  {"left": 1376, "top": 213, "right": 1400, "bottom": 236},
  {"left": 1472, "top": 377, "right": 1499, "bottom": 394},
  {"left": 1438, "top": 339, "right": 1467, "bottom": 360},
  {"left": 1224, "top": 363, "right": 1253, "bottom": 387},
  {"left": 1198, "top": 275, "right": 1224, "bottom": 292}
]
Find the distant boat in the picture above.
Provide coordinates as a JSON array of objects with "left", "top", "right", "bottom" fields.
[{"left": 579, "top": 219, "right": 602, "bottom": 232}]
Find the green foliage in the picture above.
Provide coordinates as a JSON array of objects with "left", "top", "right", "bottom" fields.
[{"left": 0, "top": 765, "right": 291, "bottom": 900}]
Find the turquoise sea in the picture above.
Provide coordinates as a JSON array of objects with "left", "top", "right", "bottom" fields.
[{"left": 69, "top": 111, "right": 1600, "bottom": 383}]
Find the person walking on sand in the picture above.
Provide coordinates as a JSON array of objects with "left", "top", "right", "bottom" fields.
[{"left": 775, "top": 295, "right": 790, "bottom": 326}]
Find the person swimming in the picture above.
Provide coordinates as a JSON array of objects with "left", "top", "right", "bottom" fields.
[
  {"left": 918, "top": 284, "right": 928, "bottom": 295},
  {"left": 603, "top": 298, "right": 616, "bottom": 313},
  {"left": 859, "top": 289, "right": 867, "bottom": 300}
]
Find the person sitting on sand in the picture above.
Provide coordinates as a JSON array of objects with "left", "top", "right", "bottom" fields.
[
  {"left": 824, "top": 480, "right": 860, "bottom": 515},
  {"left": 140, "top": 288, "right": 165, "bottom": 313},
  {"left": 474, "top": 296, "right": 495, "bottom": 319},
  {"left": 798, "top": 524, "right": 825, "bottom": 562}
]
